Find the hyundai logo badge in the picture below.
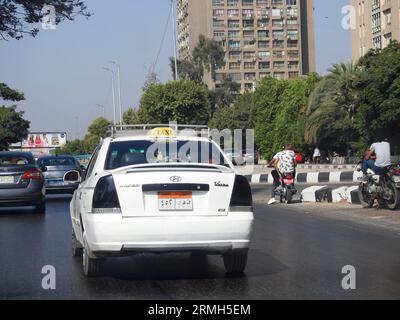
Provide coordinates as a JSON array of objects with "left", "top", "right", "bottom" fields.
[{"left": 170, "top": 176, "right": 182, "bottom": 183}]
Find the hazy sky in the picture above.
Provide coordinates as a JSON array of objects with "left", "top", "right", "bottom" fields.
[{"left": 0, "top": 0, "right": 351, "bottom": 139}]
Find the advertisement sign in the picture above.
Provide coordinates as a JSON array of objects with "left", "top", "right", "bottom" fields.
[{"left": 22, "top": 132, "right": 67, "bottom": 148}]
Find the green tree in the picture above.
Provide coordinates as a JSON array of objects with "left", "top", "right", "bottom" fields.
[
  {"left": 123, "top": 108, "right": 141, "bottom": 124},
  {"left": 208, "top": 77, "right": 241, "bottom": 114},
  {"left": 0, "top": 83, "right": 25, "bottom": 101},
  {"left": 254, "top": 74, "right": 320, "bottom": 160},
  {"left": 209, "top": 92, "right": 256, "bottom": 131},
  {"left": 84, "top": 117, "right": 112, "bottom": 151},
  {"left": 0, "top": 0, "right": 90, "bottom": 40},
  {"left": 0, "top": 83, "right": 29, "bottom": 150},
  {"left": 0, "top": 106, "right": 30, "bottom": 150},
  {"left": 169, "top": 57, "right": 203, "bottom": 83},
  {"left": 305, "top": 62, "right": 358, "bottom": 153},
  {"left": 192, "top": 35, "right": 225, "bottom": 82},
  {"left": 354, "top": 41, "right": 400, "bottom": 152},
  {"left": 56, "top": 139, "right": 88, "bottom": 155},
  {"left": 138, "top": 80, "right": 211, "bottom": 125}
]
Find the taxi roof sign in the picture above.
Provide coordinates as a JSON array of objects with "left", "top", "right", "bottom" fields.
[
  {"left": 107, "top": 124, "right": 209, "bottom": 139},
  {"left": 150, "top": 127, "right": 176, "bottom": 138}
]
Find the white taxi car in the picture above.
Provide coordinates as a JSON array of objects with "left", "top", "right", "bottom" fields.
[{"left": 69, "top": 125, "right": 254, "bottom": 277}]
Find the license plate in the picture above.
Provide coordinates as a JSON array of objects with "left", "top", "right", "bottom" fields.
[
  {"left": 393, "top": 176, "right": 400, "bottom": 183},
  {"left": 0, "top": 176, "right": 14, "bottom": 184},
  {"left": 48, "top": 180, "right": 64, "bottom": 186},
  {"left": 158, "top": 192, "right": 193, "bottom": 211}
]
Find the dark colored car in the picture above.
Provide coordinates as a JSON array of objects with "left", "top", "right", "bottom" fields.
[
  {"left": 0, "top": 152, "right": 45, "bottom": 213},
  {"left": 38, "top": 155, "right": 82, "bottom": 194}
]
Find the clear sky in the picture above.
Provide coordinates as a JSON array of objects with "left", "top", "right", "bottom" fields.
[{"left": 0, "top": 0, "right": 351, "bottom": 139}]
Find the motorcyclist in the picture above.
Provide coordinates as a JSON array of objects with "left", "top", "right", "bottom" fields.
[
  {"left": 268, "top": 144, "right": 297, "bottom": 205},
  {"left": 362, "top": 139, "right": 391, "bottom": 175}
]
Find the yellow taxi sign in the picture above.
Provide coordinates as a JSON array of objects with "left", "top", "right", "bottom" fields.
[{"left": 150, "top": 127, "right": 176, "bottom": 138}]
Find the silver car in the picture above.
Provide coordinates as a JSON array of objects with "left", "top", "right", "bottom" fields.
[
  {"left": 38, "top": 155, "right": 82, "bottom": 194},
  {"left": 0, "top": 152, "right": 45, "bottom": 213}
]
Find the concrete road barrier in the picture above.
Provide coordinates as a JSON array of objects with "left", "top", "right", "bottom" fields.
[
  {"left": 301, "top": 185, "right": 361, "bottom": 205},
  {"left": 246, "top": 171, "right": 363, "bottom": 185}
]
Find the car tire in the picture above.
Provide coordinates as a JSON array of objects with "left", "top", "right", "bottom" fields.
[
  {"left": 82, "top": 239, "right": 104, "bottom": 277},
  {"left": 72, "top": 229, "right": 83, "bottom": 257},
  {"left": 35, "top": 200, "right": 46, "bottom": 214},
  {"left": 223, "top": 249, "right": 248, "bottom": 276}
]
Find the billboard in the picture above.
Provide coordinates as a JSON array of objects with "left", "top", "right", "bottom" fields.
[
  {"left": 9, "top": 132, "right": 68, "bottom": 158},
  {"left": 21, "top": 132, "right": 67, "bottom": 149}
]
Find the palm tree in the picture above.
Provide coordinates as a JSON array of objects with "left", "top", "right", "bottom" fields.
[{"left": 305, "top": 61, "right": 358, "bottom": 145}]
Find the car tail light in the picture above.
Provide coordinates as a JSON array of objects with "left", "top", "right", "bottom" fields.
[
  {"left": 92, "top": 175, "right": 121, "bottom": 214},
  {"left": 21, "top": 169, "right": 43, "bottom": 181},
  {"left": 392, "top": 169, "right": 400, "bottom": 175},
  {"left": 229, "top": 175, "right": 253, "bottom": 212}
]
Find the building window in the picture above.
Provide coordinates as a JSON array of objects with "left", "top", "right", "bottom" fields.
[{"left": 244, "top": 61, "right": 256, "bottom": 69}]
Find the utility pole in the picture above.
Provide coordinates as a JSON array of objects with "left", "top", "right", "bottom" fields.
[
  {"left": 110, "top": 61, "right": 123, "bottom": 124},
  {"left": 171, "top": 0, "right": 179, "bottom": 80},
  {"left": 103, "top": 67, "right": 116, "bottom": 125}
]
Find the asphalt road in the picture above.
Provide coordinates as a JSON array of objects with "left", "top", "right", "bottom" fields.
[{"left": 1, "top": 186, "right": 400, "bottom": 300}]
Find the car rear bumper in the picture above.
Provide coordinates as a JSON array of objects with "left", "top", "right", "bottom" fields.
[
  {"left": 80, "top": 212, "right": 254, "bottom": 255},
  {"left": 45, "top": 184, "right": 79, "bottom": 194},
  {"left": 0, "top": 195, "right": 44, "bottom": 207},
  {"left": 0, "top": 183, "right": 44, "bottom": 207}
]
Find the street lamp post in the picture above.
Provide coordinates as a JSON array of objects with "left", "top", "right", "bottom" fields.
[
  {"left": 171, "top": 0, "right": 179, "bottom": 80},
  {"left": 110, "top": 61, "right": 123, "bottom": 124},
  {"left": 103, "top": 67, "right": 116, "bottom": 125}
]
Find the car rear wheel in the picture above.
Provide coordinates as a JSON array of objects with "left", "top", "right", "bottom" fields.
[
  {"left": 35, "top": 200, "right": 46, "bottom": 214},
  {"left": 223, "top": 249, "right": 248, "bottom": 276},
  {"left": 72, "top": 230, "right": 83, "bottom": 257},
  {"left": 82, "top": 238, "right": 104, "bottom": 277}
]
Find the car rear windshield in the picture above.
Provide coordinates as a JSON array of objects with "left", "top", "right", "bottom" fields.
[
  {"left": 105, "top": 140, "right": 229, "bottom": 170},
  {"left": 0, "top": 154, "right": 34, "bottom": 166},
  {"left": 39, "top": 157, "right": 76, "bottom": 167}
]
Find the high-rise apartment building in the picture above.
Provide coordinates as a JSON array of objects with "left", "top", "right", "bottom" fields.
[
  {"left": 351, "top": 0, "right": 399, "bottom": 60},
  {"left": 177, "top": 0, "right": 316, "bottom": 91}
]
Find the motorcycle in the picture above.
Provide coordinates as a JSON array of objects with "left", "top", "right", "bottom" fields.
[
  {"left": 275, "top": 172, "right": 297, "bottom": 204},
  {"left": 357, "top": 163, "right": 400, "bottom": 210}
]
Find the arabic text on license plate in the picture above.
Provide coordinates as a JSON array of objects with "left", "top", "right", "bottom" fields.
[
  {"left": 0, "top": 176, "right": 14, "bottom": 184},
  {"left": 158, "top": 192, "right": 193, "bottom": 211}
]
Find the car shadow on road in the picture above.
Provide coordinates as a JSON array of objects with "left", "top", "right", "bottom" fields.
[{"left": 83, "top": 249, "right": 288, "bottom": 282}]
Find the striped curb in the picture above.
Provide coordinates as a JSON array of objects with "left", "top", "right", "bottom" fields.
[
  {"left": 301, "top": 185, "right": 361, "bottom": 205},
  {"left": 246, "top": 171, "right": 363, "bottom": 185}
]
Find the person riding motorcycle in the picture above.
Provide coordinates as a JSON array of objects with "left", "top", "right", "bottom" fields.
[
  {"left": 362, "top": 139, "right": 391, "bottom": 175},
  {"left": 268, "top": 144, "right": 297, "bottom": 205}
]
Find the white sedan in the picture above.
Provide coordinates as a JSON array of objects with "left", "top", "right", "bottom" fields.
[{"left": 69, "top": 125, "right": 254, "bottom": 277}]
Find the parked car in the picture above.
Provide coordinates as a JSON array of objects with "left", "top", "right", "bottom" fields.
[
  {"left": 242, "top": 149, "right": 260, "bottom": 165},
  {"left": 0, "top": 152, "right": 45, "bottom": 213},
  {"left": 38, "top": 155, "right": 82, "bottom": 194},
  {"left": 225, "top": 149, "right": 245, "bottom": 166}
]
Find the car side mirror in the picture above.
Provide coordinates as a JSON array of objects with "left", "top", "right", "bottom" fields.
[
  {"left": 40, "top": 166, "right": 47, "bottom": 172},
  {"left": 64, "top": 170, "right": 81, "bottom": 183}
]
